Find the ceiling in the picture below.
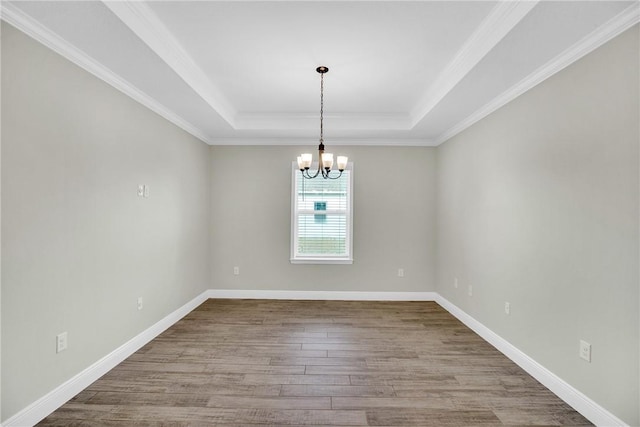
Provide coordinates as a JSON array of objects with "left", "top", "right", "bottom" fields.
[{"left": 2, "top": 1, "right": 638, "bottom": 146}]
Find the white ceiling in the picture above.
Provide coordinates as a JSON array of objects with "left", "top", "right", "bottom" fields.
[{"left": 2, "top": 1, "right": 638, "bottom": 146}]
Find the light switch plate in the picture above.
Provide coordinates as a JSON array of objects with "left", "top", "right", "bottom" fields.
[{"left": 56, "top": 332, "right": 68, "bottom": 353}]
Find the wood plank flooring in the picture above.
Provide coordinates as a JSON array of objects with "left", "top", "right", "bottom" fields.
[{"left": 38, "top": 299, "right": 592, "bottom": 426}]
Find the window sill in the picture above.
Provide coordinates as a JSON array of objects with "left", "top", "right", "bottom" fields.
[{"left": 290, "top": 258, "right": 353, "bottom": 265}]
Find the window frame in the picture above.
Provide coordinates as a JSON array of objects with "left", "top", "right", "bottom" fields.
[{"left": 290, "top": 162, "right": 353, "bottom": 264}]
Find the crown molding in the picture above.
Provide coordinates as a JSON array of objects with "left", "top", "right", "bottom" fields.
[
  {"left": 209, "top": 137, "right": 436, "bottom": 147},
  {"left": 434, "top": 1, "right": 640, "bottom": 146},
  {"left": 102, "top": 1, "right": 237, "bottom": 128},
  {"left": 234, "top": 112, "right": 413, "bottom": 131},
  {"left": 4, "top": 1, "right": 636, "bottom": 148},
  {"left": 410, "top": 0, "right": 538, "bottom": 127},
  {"left": 0, "top": 1, "right": 214, "bottom": 145}
]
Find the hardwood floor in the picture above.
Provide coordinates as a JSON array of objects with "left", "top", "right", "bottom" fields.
[{"left": 39, "top": 299, "right": 592, "bottom": 426}]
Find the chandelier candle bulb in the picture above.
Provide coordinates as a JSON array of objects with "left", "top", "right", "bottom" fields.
[
  {"left": 297, "top": 156, "right": 304, "bottom": 170},
  {"left": 301, "top": 153, "right": 313, "bottom": 169},
  {"left": 322, "top": 153, "right": 334, "bottom": 169},
  {"left": 337, "top": 156, "right": 348, "bottom": 171}
]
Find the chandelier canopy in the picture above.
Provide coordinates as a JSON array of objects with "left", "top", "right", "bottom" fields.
[{"left": 297, "top": 66, "right": 348, "bottom": 179}]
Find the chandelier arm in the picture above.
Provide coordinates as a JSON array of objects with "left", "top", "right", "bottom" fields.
[{"left": 302, "top": 168, "right": 321, "bottom": 179}]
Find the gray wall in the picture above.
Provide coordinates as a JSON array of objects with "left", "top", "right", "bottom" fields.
[
  {"left": 0, "top": 22, "right": 3, "bottom": 422},
  {"left": 436, "top": 25, "right": 639, "bottom": 425},
  {"left": 210, "top": 145, "right": 437, "bottom": 292},
  {"left": 1, "top": 23, "right": 211, "bottom": 421}
]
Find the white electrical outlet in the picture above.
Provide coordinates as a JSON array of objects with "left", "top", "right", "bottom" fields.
[
  {"left": 468, "top": 285, "right": 473, "bottom": 296},
  {"left": 56, "top": 332, "right": 68, "bottom": 353},
  {"left": 579, "top": 340, "right": 591, "bottom": 362},
  {"left": 504, "top": 302, "right": 511, "bottom": 315},
  {"left": 398, "top": 268, "right": 404, "bottom": 278},
  {"left": 233, "top": 266, "right": 240, "bottom": 275},
  {"left": 137, "top": 297, "right": 143, "bottom": 311},
  {"left": 454, "top": 277, "right": 458, "bottom": 288}
]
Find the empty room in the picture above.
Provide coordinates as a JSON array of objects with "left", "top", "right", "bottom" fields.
[{"left": 1, "top": 1, "right": 638, "bottom": 426}]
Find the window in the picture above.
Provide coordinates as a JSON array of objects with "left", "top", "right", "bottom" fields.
[{"left": 291, "top": 162, "right": 353, "bottom": 264}]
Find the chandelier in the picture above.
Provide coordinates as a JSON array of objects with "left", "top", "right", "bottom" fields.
[{"left": 297, "top": 66, "right": 348, "bottom": 179}]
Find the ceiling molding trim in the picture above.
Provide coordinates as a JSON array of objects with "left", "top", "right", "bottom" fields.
[
  {"left": 103, "top": 1, "right": 237, "bottom": 127},
  {"left": 234, "top": 112, "right": 413, "bottom": 131},
  {"left": 410, "top": 0, "right": 538, "bottom": 127},
  {"left": 434, "top": 1, "right": 640, "bottom": 146},
  {"left": 0, "top": 2, "right": 213, "bottom": 145},
  {"left": 209, "top": 138, "right": 436, "bottom": 147}
]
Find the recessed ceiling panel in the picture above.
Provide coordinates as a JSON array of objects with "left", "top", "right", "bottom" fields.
[{"left": 147, "top": 1, "right": 495, "bottom": 116}]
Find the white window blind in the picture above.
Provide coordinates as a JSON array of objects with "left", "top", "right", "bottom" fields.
[{"left": 291, "top": 163, "right": 353, "bottom": 264}]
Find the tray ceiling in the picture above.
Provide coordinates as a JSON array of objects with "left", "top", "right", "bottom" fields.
[{"left": 2, "top": 1, "right": 638, "bottom": 146}]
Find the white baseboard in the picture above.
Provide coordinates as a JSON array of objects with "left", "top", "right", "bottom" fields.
[
  {"left": 207, "top": 289, "right": 438, "bottom": 301},
  {"left": 2, "top": 290, "right": 210, "bottom": 427},
  {"left": 434, "top": 295, "right": 627, "bottom": 427},
  {"left": 3, "top": 289, "right": 625, "bottom": 427}
]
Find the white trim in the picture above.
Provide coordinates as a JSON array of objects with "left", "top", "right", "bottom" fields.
[
  {"left": 290, "top": 258, "right": 353, "bottom": 265},
  {"left": 435, "top": 2, "right": 640, "bottom": 146},
  {"left": 411, "top": 0, "right": 538, "bottom": 126},
  {"left": 2, "top": 289, "right": 626, "bottom": 427},
  {"left": 207, "top": 289, "right": 437, "bottom": 301},
  {"left": 0, "top": 2, "right": 214, "bottom": 146},
  {"left": 2, "top": 290, "right": 210, "bottom": 427},
  {"left": 210, "top": 138, "right": 436, "bottom": 147},
  {"left": 434, "top": 294, "right": 628, "bottom": 427},
  {"left": 2, "top": 1, "right": 636, "bottom": 149},
  {"left": 291, "top": 162, "right": 354, "bottom": 264},
  {"left": 102, "top": 1, "right": 237, "bottom": 128},
  {"left": 234, "top": 112, "right": 412, "bottom": 131}
]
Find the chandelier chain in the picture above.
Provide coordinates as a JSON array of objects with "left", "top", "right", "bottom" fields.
[{"left": 320, "top": 71, "right": 324, "bottom": 144}]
